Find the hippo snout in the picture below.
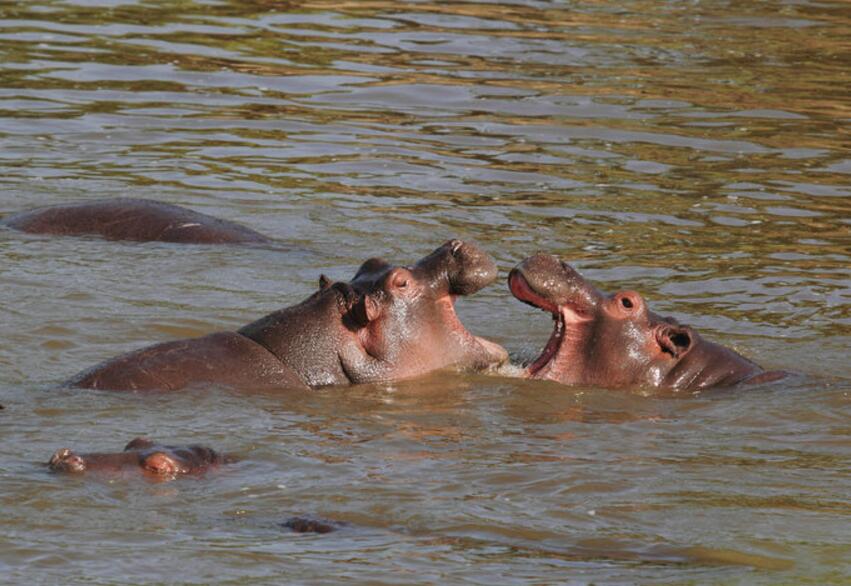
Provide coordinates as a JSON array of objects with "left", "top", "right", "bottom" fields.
[
  {"left": 412, "top": 239, "right": 497, "bottom": 296},
  {"left": 445, "top": 239, "right": 498, "bottom": 295},
  {"left": 511, "top": 254, "right": 601, "bottom": 310}
]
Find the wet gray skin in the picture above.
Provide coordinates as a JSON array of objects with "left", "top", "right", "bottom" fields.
[
  {"left": 509, "top": 254, "right": 780, "bottom": 391},
  {"left": 239, "top": 238, "right": 508, "bottom": 386},
  {"left": 47, "top": 438, "right": 224, "bottom": 477},
  {"left": 282, "top": 517, "right": 347, "bottom": 534},
  {"left": 1, "top": 198, "right": 272, "bottom": 244},
  {"left": 66, "top": 239, "right": 507, "bottom": 391}
]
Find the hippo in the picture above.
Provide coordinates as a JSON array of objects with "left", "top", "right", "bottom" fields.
[
  {"left": 66, "top": 239, "right": 508, "bottom": 391},
  {"left": 508, "top": 254, "right": 782, "bottom": 391},
  {"left": 47, "top": 438, "right": 225, "bottom": 478},
  {"left": 1, "top": 198, "right": 271, "bottom": 244},
  {"left": 282, "top": 516, "right": 347, "bottom": 534}
]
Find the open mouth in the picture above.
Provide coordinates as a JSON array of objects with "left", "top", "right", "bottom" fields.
[
  {"left": 509, "top": 270, "right": 566, "bottom": 376},
  {"left": 437, "top": 292, "right": 486, "bottom": 343}
]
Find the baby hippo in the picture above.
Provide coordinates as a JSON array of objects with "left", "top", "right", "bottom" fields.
[
  {"left": 509, "top": 254, "right": 784, "bottom": 391},
  {"left": 48, "top": 438, "right": 225, "bottom": 478}
]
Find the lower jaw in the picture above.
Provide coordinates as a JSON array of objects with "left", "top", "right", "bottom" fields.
[
  {"left": 525, "top": 312, "right": 592, "bottom": 384},
  {"left": 526, "top": 313, "right": 565, "bottom": 378}
]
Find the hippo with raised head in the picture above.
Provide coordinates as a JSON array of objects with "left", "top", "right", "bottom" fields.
[
  {"left": 66, "top": 240, "right": 507, "bottom": 391},
  {"left": 48, "top": 438, "right": 225, "bottom": 478},
  {"left": 1, "top": 198, "right": 271, "bottom": 244},
  {"left": 509, "top": 254, "right": 782, "bottom": 391}
]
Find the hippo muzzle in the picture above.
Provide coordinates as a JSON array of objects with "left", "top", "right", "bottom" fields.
[
  {"left": 508, "top": 254, "right": 601, "bottom": 316},
  {"left": 414, "top": 239, "right": 497, "bottom": 296}
]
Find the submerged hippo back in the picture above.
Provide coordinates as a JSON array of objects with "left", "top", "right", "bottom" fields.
[{"left": 2, "top": 198, "right": 271, "bottom": 244}]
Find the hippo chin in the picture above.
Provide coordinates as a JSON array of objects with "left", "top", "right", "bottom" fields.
[
  {"left": 66, "top": 240, "right": 507, "bottom": 391},
  {"left": 1, "top": 198, "right": 271, "bottom": 244},
  {"left": 509, "top": 254, "right": 781, "bottom": 391},
  {"left": 48, "top": 438, "right": 225, "bottom": 478}
]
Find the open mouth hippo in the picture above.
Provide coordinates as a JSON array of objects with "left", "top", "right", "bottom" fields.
[
  {"left": 509, "top": 254, "right": 780, "bottom": 391},
  {"left": 66, "top": 239, "right": 507, "bottom": 391},
  {"left": 1, "top": 198, "right": 271, "bottom": 244},
  {"left": 48, "top": 438, "right": 225, "bottom": 478}
]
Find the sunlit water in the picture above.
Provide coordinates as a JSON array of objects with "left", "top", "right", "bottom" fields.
[{"left": 0, "top": 1, "right": 849, "bottom": 584}]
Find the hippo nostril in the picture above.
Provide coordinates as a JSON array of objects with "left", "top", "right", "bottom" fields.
[{"left": 671, "top": 332, "right": 690, "bottom": 347}]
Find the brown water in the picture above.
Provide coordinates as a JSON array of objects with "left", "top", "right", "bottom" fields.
[{"left": 1, "top": 0, "right": 849, "bottom": 583}]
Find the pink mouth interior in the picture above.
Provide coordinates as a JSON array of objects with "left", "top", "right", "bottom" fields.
[
  {"left": 509, "top": 272, "right": 566, "bottom": 376},
  {"left": 436, "top": 293, "right": 479, "bottom": 343},
  {"left": 509, "top": 271, "right": 559, "bottom": 313}
]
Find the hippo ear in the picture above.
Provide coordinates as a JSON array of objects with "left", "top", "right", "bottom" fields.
[
  {"left": 350, "top": 294, "right": 381, "bottom": 327},
  {"left": 124, "top": 437, "right": 154, "bottom": 451},
  {"left": 319, "top": 274, "right": 332, "bottom": 290},
  {"left": 657, "top": 325, "right": 692, "bottom": 358}
]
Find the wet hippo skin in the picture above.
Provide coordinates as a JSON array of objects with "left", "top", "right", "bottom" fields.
[
  {"left": 1, "top": 198, "right": 271, "bottom": 244},
  {"left": 48, "top": 438, "right": 225, "bottom": 478},
  {"left": 66, "top": 240, "right": 508, "bottom": 391},
  {"left": 282, "top": 516, "right": 347, "bottom": 534},
  {"left": 509, "top": 254, "right": 783, "bottom": 391}
]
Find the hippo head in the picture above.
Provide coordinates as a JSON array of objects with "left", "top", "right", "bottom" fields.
[
  {"left": 48, "top": 448, "right": 88, "bottom": 473},
  {"left": 508, "top": 254, "right": 763, "bottom": 391},
  {"left": 336, "top": 239, "right": 508, "bottom": 383},
  {"left": 48, "top": 438, "right": 223, "bottom": 477}
]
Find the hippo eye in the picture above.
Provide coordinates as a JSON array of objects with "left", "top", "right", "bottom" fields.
[
  {"left": 387, "top": 267, "right": 414, "bottom": 293},
  {"left": 620, "top": 297, "right": 633, "bottom": 309},
  {"left": 391, "top": 274, "right": 409, "bottom": 290}
]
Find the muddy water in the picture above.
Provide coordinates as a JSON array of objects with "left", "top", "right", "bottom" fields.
[{"left": 0, "top": 0, "right": 849, "bottom": 583}]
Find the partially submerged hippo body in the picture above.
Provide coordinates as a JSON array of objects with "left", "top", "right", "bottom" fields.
[
  {"left": 509, "top": 254, "right": 781, "bottom": 391},
  {"left": 282, "top": 516, "right": 347, "bottom": 534},
  {"left": 48, "top": 438, "right": 225, "bottom": 478},
  {"left": 66, "top": 240, "right": 507, "bottom": 391},
  {"left": 1, "top": 198, "right": 271, "bottom": 244}
]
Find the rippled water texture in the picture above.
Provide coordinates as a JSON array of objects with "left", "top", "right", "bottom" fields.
[{"left": 1, "top": 1, "right": 849, "bottom": 584}]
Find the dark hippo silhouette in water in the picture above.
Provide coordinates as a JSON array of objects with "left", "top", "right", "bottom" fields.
[
  {"left": 48, "top": 438, "right": 225, "bottom": 478},
  {"left": 282, "top": 516, "right": 348, "bottom": 534},
  {"left": 1, "top": 198, "right": 271, "bottom": 244},
  {"left": 509, "top": 254, "right": 783, "bottom": 391},
  {"left": 66, "top": 240, "right": 507, "bottom": 391}
]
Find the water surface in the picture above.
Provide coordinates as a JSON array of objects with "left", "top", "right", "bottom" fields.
[{"left": 0, "top": 1, "right": 849, "bottom": 584}]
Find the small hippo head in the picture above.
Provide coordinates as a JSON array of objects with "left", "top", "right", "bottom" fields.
[
  {"left": 338, "top": 240, "right": 508, "bottom": 383},
  {"left": 48, "top": 448, "right": 88, "bottom": 473},
  {"left": 509, "top": 254, "right": 763, "bottom": 391},
  {"left": 48, "top": 438, "right": 224, "bottom": 478}
]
